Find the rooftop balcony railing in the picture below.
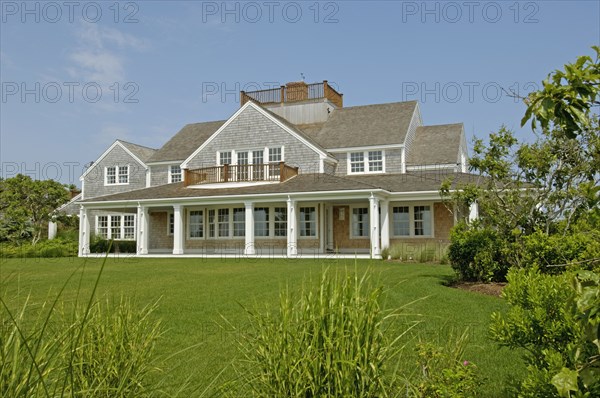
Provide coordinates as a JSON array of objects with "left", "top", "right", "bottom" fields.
[
  {"left": 184, "top": 162, "right": 299, "bottom": 186},
  {"left": 240, "top": 80, "right": 343, "bottom": 108}
]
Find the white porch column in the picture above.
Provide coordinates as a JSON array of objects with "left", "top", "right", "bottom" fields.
[
  {"left": 173, "top": 204, "right": 184, "bottom": 255},
  {"left": 468, "top": 201, "right": 479, "bottom": 223},
  {"left": 48, "top": 221, "right": 57, "bottom": 240},
  {"left": 137, "top": 205, "right": 149, "bottom": 255},
  {"left": 380, "top": 199, "right": 390, "bottom": 253},
  {"left": 369, "top": 194, "right": 381, "bottom": 257},
  {"left": 78, "top": 206, "right": 90, "bottom": 256},
  {"left": 287, "top": 197, "right": 297, "bottom": 257},
  {"left": 244, "top": 202, "right": 255, "bottom": 255}
]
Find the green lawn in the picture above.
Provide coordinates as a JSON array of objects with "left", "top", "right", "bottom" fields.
[{"left": 0, "top": 257, "right": 523, "bottom": 396}]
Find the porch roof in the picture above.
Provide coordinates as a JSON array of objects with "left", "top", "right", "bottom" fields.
[{"left": 81, "top": 172, "right": 487, "bottom": 204}]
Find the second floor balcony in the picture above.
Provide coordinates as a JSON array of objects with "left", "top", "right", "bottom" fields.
[{"left": 184, "top": 162, "right": 299, "bottom": 186}]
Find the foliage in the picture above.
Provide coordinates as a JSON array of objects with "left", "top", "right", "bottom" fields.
[
  {"left": 228, "top": 268, "right": 409, "bottom": 397},
  {"left": 0, "top": 175, "right": 70, "bottom": 245},
  {"left": 490, "top": 268, "right": 600, "bottom": 397},
  {"left": 386, "top": 242, "right": 449, "bottom": 263},
  {"left": 0, "top": 265, "right": 166, "bottom": 397},
  {"left": 412, "top": 329, "right": 482, "bottom": 397},
  {"left": 447, "top": 222, "right": 510, "bottom": 282},
  {"left": 441, "top": 48, "right": 600, "bottom": 282},
  {"left": 90, "top": 236, "right": 137, "bottom": 254},
  {"left": 0, "top": 238, "right": 78, "bottom": 258},
  {"left": 522, "top": 46, "right": 600, "bottom": 138}
]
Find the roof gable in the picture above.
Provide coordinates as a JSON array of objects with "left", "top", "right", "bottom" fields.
[
  {"left": 181, "top": 101, "right": 333, "bottom": 169},
  {"left": 80, "top": 140, "right": 153, "bottom": 180},
  {"left": 407, "top": 123, "right": 464, "bottom": 166}
]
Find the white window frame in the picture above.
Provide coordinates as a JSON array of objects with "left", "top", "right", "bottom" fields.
[
  {"left": 349, "top": 205, "right": 370, "bottom": 239},
  {"left": 298, "top": 206, "right": 318, "bottom": 238},
  {"left": 254, "top": 207, "right": 270, "bottom": 237},
  {"left": 273, "top": 206, "right": 287, "bottom": 237},
  {"left": 95, "top": 214, "right": 136, "bottom": 241},
  {"left": 169, "top": 165, "right": 182, "bottom": 183},
  {"left": 216, "top": 147, "right": 285, "bottom": 180},
  {"left": 390, "top": 202, "right": 435, "bottom": 238},
  {"left": 347, "top": 150, "right": 386, "bottom": 175},
  {"left": 233, "top": 208, "right": 246, "bottom": 237},
  {"left": 104, "top": 165, "right": 130, "bottom": 186},
  {"left": 187, "top": 209, "right": 204, "bottom": 239},
  {"left": 167, "top": 212, "right": 174, "bottom": 236}
]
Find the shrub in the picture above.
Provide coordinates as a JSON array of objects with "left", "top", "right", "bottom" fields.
[
  {"left": 490, "top": 268, "right": 600, "bottom": 397},
  {"left": 90, "top": 236, "right": 137, "bottom": 254},
  {"left": 412, "top": 329, "right": 482, "bottom": 397},
  {"left": 230, "top": 269, "right": 405, "bottom": 397},
  {"left": 447, "top": 222, "right": 510, "bottom": 282},
  {"left": 0, "top": 238, "right": 78, "bottom": 258}
]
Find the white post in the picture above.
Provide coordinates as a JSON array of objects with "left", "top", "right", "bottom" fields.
[
  {"left": 380, "top": 199, "right": 390, "bottom": 253},
  {"left": 173, "top": 204, "right": 184, "bottom": 255},
  {"left": 244, "top": 201, "right": 255, "bottom": 255},
  {"left": 78, "top": 206, "right": 90, "bottom": 256},
  {"left": 137, "top": 205, "right": 149, "bottom": 255},
  {"left": 48, "top": 221, "right": 57, "bottom": 240},
  {"left": 287, "top": 197, "right": 297, "bottom": 257},
  {"left": 468, "top": 201, "right": 479, "bottom": 223},
  {"left": 369, "top": 194, "right": 381, "bottom": 257}
]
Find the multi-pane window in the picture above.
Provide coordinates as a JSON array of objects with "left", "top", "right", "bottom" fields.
[
  {"left": 168, "top": 213, "right": 174, "bottom": 235},
  {"left": 299, "top": 207, "right": 317, "bottom": 237},
  {"left": 392, "top": 207, "right": 410, "bottom": 236},
  {"left": 123, "top": 215, "right": 135, "bottom": 239},
  {"left": 351, "top": 208, "right": 369, "bottom": 238},
  {"left": 218, "top": 209, "right": 230, "bottom": 237},
  {"left": 105, "top": 167, "right": 116, "bottom": 184},
  {"left": 189, "top": 210, "right": 203, "bottom": 238},
  {"left": 233, "top": 208, "right": 245, "bottom": 237},
  {"left": 105, "top": 166, "right": 129, "bottom": 185},
  {"left": 414, "top": 206, "right": 432, "bottom": 236},
  {"left": 219, "top": 151, "right": 232, "bottom": 165},
  {"left": 368, "top": 151, "right": 383, "bottom": 172},
  {"left": 391, "top": 205, "right": 432, "bottom": 237},
  {"left": 96, "top": 215, "right": 136, "bottom": 240},
  {"left": 348, "top": 151, "right": 384, "bottom": 174},
  {"left": 111, "top": 216, "right": 122, "bottom": 239},
  {"left": 254, "top": 208, "right": 269, "bottom": 237},
  {"left": 97, "top": 216, "right": 109, "bottom": 238},
  {"left": 274, "top": 207, "right": 287, "bottom": 237},
  {"left": 269, "top": 147, "right": 282, "bottom": 163},
  {"left": 252, "top": 150, "right": 264, "bottom": 180},
  {"left": 350, "top": 152, "right": 365, "bottom": 173},
  {"left": 169, "top": 165, "right": 182, "bottom": 183},
  {"left": 208, "top": 210, "right": 216, "bottom": 238},
  {"left": 118, "top": 166, "right": 128, "bottom": 183}
]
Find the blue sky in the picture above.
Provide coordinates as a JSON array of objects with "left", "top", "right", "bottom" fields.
[{"left": 1, "top": 0, "right": 598, "bottom": 185}]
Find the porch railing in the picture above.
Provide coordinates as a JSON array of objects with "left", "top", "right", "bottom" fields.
[
  {"left": 240, "top": 80, "right": 343, "bottom": 108},
  {"left": 184, "top": 162, "right": 299, "bottom": 186}
]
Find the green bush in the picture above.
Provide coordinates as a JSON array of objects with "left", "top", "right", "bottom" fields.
[
  {"left": 490, "top": 268, "right": 600, "bottom": 397},
  {"left": 0, "top": 238, "right": 78, "bottom": 258},
  {"left": 230, "top": 268, "right": 405, "bottom": 397},
  {"left": 90, "top": 236, "right": 137, "bottom": 254},
  {"left": 412, "top": 329, "right": 482, "bottom": 397},
  {"left": 447, "top": 222, "right": 510, "bottom": 282}
]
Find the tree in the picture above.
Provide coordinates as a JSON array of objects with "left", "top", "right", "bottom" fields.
[
  {"left": 522, "top": 46, "right": 600, "bottom": 138},
  {"left": 0, "top": 175, "right": 70, "bottom": 245}
]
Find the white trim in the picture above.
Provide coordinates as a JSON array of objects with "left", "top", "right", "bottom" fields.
[
  {"left": 94, "top": 214, "right": 137, "bottom": 241},
  {"left": 181, "top": 102, "right": 334, "bottom": 169},
  {"left": 80, "top": 140, "right": 149, "bottom": 180},
  {"left": 406, "top": 164, "right": 460, "bottom": 172},
  {"left": 327, "top": 143, "right": 404, "bottom": 153},
  {"left": 146, "top": 160, "right": 184, "bottom": 166},
  {"left": 146, "top": 169, "right": 151, "bottom": 187},
  {"left": 168, "top": 165, "right": 183, "bottom": 184},
  {"left": 186, "top": 208, "right": 204, "bottom": 240},
  {"left": 104, "top": 165, "right": 130, "bottom": 186},
  {"left": 297, "top": 204, "right": 319, "bottom": 239}
]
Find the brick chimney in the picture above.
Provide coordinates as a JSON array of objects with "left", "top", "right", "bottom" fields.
[{"left": 285, "top": 81, "right": 308, "bottom": 102}]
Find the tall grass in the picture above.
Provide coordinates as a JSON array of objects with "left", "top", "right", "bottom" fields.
[
  {"left": 0, "top": 255, "right": 167, "bottom": 397},
  {"left": 227, "top": 267, "right": 416, "bottom": 397}
]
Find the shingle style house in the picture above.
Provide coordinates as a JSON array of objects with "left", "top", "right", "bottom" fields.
[{"left": 75, "top": 80, "right": 477, "bottom": 258}]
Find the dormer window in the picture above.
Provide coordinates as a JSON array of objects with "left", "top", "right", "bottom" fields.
[
  {"left": 105, "top": 165, "right": 129, "bottom": 185},
  {"left": 169, "top": 165, "right": 182, "bottom": 183},
  {"left": 348, "top": 150, "right": 385, "bottom": 174}
]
